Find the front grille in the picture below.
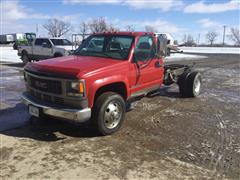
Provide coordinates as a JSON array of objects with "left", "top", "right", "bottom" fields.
[
  {"left": 29, "top": 75, "right": 62, "bottom": 94},
  {"left": 54, "top": 97, "right": 64, "bottom": 104},
  {"left": 26, "top": 72, "right": 84, "bottom": 109},
  {"left": 43, "top": 94, "right": 51, "bottom": 102},
  {"left": 29, "top": 89, "right": 64, "bottom": 105}
]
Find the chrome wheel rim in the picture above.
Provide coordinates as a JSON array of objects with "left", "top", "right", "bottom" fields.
[
  {"left": 194, "top": 77, "right": 201, "bottom": 94},
  {"left": 104, "top": 101, "right": 122, "bottom": 129}
]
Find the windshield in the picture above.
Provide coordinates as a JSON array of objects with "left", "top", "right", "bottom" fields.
[
  {"left": 51, "top": 39, "right": 72, "bottom": 46},
  {"left": 74, "top": 35, "right": 134, "bottom": 60}
]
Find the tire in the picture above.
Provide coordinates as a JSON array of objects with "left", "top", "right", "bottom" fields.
[
  {"left": 178, "top": 72, "right": 202, "bottom": 97},
  {"left": 22, "top": 52, "right": 30, "bottom": 64},
  {"left": 186, "top": 72, "right": 202, "bottom": 97},
  {"left": 92, "top": 92, "right": 126, "bottom": 135},
  {"left": 13, "top": 43, "right": 18, "bottom": 50},
  {"left": 178, "top": 72, "right": 189, "bottom": 97},
  {"left": 54, "top": 53, "right": 63, "bottom": 57}
]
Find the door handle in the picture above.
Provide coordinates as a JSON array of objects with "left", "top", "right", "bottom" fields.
[{"left": 155, "top": 61, "right": 162, "bottom": 68}]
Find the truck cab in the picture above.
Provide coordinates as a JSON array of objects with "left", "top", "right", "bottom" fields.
[{"left": 22, "top": 32, "right": 202, "bottom": 135}]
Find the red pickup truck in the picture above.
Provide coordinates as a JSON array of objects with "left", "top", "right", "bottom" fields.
[{"left": 22, "top": 32, "right": 202, "bottom": 135}]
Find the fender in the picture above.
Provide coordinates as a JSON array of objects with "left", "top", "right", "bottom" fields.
[{"left": 87, "top": 74, "right": 130, "bottom": 108}]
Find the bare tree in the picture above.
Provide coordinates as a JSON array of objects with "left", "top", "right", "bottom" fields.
[
  {"left": 182, "top": 34, "right": 187, "bottom": 43},
  {"left": 108, "top": 24, "right": 119, "bottom": 32},
  {"left": 125, "top": 25, "right": 135, "bottom": 32},
  {"left": 206, "top": 31, "right": 218, "bottom": 46},
  {"left": 88, "top": 17, "right": 108, "bottom": 33},
  {"left": 187, "top": 35, "right": 194, "bottom": 45},
  {"left": 182, "top": 34, "right": 195, "bottom": 46},
  {"left": 229, "top": 27, "right": 240, "bottom": 46},
  {"left": 79, "top": 22, "right": 89, "bottom": 40},
  {"left": 43, "top": 18, "right": 71, "bottom": 37},
  {"left": 145, "top": 25, "right": 157, "bottom": 32},
  {"left": 88, "top": 17, "right": 119, "bottom": 33}
]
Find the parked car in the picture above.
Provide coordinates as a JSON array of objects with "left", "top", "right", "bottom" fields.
[
  {"left": 21, "top": 32, "right": 202, "bottom": 135},
  {"left": 0, "top": 34, "right": 14, "bottom": 44},
  {"left": 17, "top": 37, "right": 73, "bottom": 64}
]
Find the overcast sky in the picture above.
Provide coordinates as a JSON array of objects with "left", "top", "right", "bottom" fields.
[{"left": 1, "top": 0, "right": 239, "bottom": 44}]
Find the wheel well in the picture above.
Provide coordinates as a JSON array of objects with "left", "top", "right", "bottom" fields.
[
  {"left": 22, "top": 50, "right": 28, "bottom": 55},
  {"left": 54, "top": 52, "right": 63, "bottom": 57},
  {"left": 94, "top": 82, "right": 127, "bottom": 102}
]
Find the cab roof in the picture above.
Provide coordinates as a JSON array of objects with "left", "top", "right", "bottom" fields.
[
  {"left": 35, "top": 37, "right": 68, "bottom": 39},
  {"left": 93, "top": 31, "right": 154, "bottom": 37}
]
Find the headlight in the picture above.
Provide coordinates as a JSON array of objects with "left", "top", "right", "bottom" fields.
[
  {"left": 65, "top": 50, "right": 73, "bottom": 56},
  {"left": 67, "top": 81, "right": 85, "bottom": 97}
]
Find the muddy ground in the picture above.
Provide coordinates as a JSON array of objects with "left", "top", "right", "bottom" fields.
[{"left": 0, "top": 54, "right": 240, "bottom": 179}]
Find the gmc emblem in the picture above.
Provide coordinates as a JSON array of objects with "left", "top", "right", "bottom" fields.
[{"left": 35, "top": 81, "right": 48, "bottom": 89}]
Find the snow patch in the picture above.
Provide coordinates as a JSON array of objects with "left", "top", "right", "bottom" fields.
[
  {"left": 165, "top": 53, "right": 207, "bottom": 62},
  {"left": 0, "top": 46, "right": 22, "bottom": 63},
  {"left": 179, "top": 47, "right": 240, "bottom": 54},
  {"left": 164, "top": 108, "right": 182, "bottom": 116}
]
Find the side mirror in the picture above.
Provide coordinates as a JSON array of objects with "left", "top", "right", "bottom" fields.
[
  {"left": 81, "top": 39, "right": 86, "bottom": 44},
  {"left": 156, "top": 36, "right": 169, "bottom": 57},
  {"left": 42, "top": 42, "right": 47, "bottom": 48},
  {"left": 42, "top": 42, "right": 51, "bottom": 48}
]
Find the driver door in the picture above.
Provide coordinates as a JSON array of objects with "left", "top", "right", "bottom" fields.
[
  {"left": 129, "top": 35, "right": 164, "bottom": 94},
  {"left": 40, "top": 39, "right": 53, "bottom": 58},
  {"left": 33, "top": 38, "right": 52, "bottom": 59}
]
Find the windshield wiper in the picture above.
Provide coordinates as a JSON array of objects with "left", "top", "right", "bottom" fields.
[
  {"left": 73, "top": 50, "right": 115, "bottom": 59},
  {"left": 102, "top": 52, "right": 114, "bottom": 58},
  {"left": 74, "top": 50, "right": 88, "bottom": 56}
]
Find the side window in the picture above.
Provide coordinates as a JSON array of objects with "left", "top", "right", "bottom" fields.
[
  {"left": 35, "top": 39, "right": 43, "bottom": 46},
  {"left": 134, "top": 35, "right": 155, "bottom": 62}
]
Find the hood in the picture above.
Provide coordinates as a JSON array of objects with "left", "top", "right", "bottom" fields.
[
  {"left": 55, "top": 45, "right": 73, "bottom": 51},
  {"left": 25, "top": 55, "right": 125, "bottom": 78}
]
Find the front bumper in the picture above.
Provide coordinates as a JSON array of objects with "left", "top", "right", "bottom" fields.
[{"left": 21, "top": 92, "right": 91, "bottom": 122}]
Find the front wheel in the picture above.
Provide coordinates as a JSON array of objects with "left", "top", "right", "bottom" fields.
[
  {"left": 92, "top": 92, "right": 126, "bottom": 135},
  {"left": 22, "top": 52, "right": 30, "bottom": 64},
  {"left": 13, "top": 43, "right": 18, "bottom": 50},
  {"left": 54, "top": 53, "right": 63, "bottom": 57}
]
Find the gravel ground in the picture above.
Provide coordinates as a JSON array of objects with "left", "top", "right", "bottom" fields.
[{"left": 0, "top": 54, "right": 240, "bottom": 179}]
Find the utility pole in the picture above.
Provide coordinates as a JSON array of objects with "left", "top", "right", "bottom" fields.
[
  {"left": 198, "top": 33, "right": 200, "bottom": 45},
  {"left": 223, "top": 25, "right": 226, "bottom": 47},
  {"left": 36, "top": 24, "right": 38, "bottom": 37}
]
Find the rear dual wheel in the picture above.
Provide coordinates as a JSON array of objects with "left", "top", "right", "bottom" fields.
[{"left": 178, "top": 71, "right": 202, "bottom": 97}]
